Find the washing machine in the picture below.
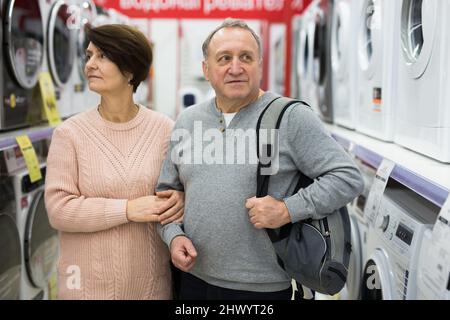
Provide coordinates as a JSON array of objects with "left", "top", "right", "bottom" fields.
[
  {"left": 395, "top": 0, "right": 450, "bottom": 163},
  {"left": 1, "top": 0, "right": 45, "bottom": 130},
  {"left": 39, "top": 0, "right": 77, "bottom": 119},
  {"left": 416, "top": 227, "right": 450, "bottom": 300},
  {"left": 331, "top": 0, "right": 362, "bottom": 130},
  {"left": 341, "top": 157, "right": 377, "bottom": 300},
  {"left": 360, "top": 175, "right": 440, "bottom": 300},
  {"left": 309, "top": 0, "right": 334, "bottom": 123},
  {"left": 298, "top": 4, "right": 319, "bottom": 116},
  {"left": 13, "top": 164, "right": 59, "bottom": 300},
  {"left": 355, "top": 0, "right": 401, "bottom": 141},
  {"left": 0, "top": 176, "right": 21, "bottom": 299},
  {"left": 69, "top": 0, "right": 98, "bottom": 115},
  {"left": 291, "top": 15, "right": 302, "bottom": 99},
  {"left": 272, "top": 33, "right": 285, "bottom": 96}
]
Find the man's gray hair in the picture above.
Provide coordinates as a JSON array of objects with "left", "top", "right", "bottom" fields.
[{"left": 202, "top": 18, "right": 262, "bottom": 60}]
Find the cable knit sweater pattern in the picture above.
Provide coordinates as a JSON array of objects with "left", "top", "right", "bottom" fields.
[{"left": 44, "top": 106, "right": 174, "bottom": 300}]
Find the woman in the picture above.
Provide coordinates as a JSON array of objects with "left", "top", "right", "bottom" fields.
[{"left": 45, "top": 24, "right": 182, "bottom": 299}]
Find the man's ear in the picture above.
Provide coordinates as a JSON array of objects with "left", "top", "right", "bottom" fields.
[{"left": 202, "top": 61, "right": 209, "bottom": 81}]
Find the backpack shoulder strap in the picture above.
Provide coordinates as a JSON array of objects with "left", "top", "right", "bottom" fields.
[{"left": 256, "top": 97, "right": 309, "bottom": 198}]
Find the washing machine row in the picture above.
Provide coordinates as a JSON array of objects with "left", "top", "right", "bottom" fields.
[
  {"left": 360, "top": 166, "right": 441, "bottom": 300},
  {"left": 1, "top": 0, "right": 98, "bottom": 131},
  {"left": 0, "top": 154, "right": 58, "bottom": 300},
  {"left": 297, "top": 0, "right": 333, "bottom": 123},
  {"left": 298, "top": 0, "right": 450, "bottom": 163}
]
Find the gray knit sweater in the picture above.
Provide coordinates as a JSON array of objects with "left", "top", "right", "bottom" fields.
[{"left": 157, "top": 92, "right": 364, "bottom": 292}]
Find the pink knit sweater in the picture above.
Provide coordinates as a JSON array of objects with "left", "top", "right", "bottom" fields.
[{"left": 45, "top": 106, "right": 174, "bottom": 299}]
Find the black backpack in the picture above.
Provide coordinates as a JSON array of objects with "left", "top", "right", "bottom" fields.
[{"left": 256, "top": 96, "right": 352, "bottom": 296}]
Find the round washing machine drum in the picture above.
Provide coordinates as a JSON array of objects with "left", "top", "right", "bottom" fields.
[
  {"left": 76, "top": 0, "right": 98, "bottom": 82},
  {"left": 24, "top": 190, "right": 59, "bottom": 289},
  {"left": 4, "top": 0, "right": 44, "bottom": 89},
  {"left": 47, "top": 0, "right": 76, "bottom": 87},
  {"left": 361, "top": 250, "right": 393, "bottom": 300},
  {"left": 312, "top": 11, "right": 327, "bottom": 86},
  {"left": 344, "top": 215, "right": 363, "bottom": 300},
  {"left": 0, "top": 214, "right": 22, "bottom": 299}
]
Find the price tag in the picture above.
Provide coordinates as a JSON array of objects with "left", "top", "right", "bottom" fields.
[
  {"left": 48, "top": 272, "right": 58, "bottom": 300},
  {"left": 38, "top": 72, "right": 61, "bottom": 126},
  {"left": 15, "top": 135, "right": 42, "bottom": 182},
  {"left": 364, "top": 159, "right": 395, "bottom": 226}
]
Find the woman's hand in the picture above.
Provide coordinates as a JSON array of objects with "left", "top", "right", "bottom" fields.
[
  {"left": 126, "top": 195, "right": 174, "bottom": 223},
  {"left": 155, "top": 190, "right": 185, "bottom": 225},
  {"left": 126, "top": 191, "right": 184, "bottom": 224}
]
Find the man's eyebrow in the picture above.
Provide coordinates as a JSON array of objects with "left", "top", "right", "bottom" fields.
[
  {"left": 85, "top": 49, "right": 92, "bottom": 55},
  {"left": 214, "top": 50, "right": 255, "bottom": 57}
]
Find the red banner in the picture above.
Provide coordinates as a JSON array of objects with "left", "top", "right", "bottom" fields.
[{"left": 94, "top": 0, "right": 309, "bottom": 21}]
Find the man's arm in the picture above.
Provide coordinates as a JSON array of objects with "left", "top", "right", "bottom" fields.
[
  {"left": 156, "top": 125, "right": 187, "bottom": 247},
  {"left": 283, "top": 104, "right": 364, "bottom": 223}
]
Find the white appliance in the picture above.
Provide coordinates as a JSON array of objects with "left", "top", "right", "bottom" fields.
[
  {"left": 395, "top": 0, "right": 450, "bottom": 163},
  {"left": 341, "top": 157, "right": 377, "bottom": 300},
  {"left": 70, "top": 0, "right": 98, "bottom": 114},
  {"left": 309, "top": 0, "right": 334, "bottom": 124},
  {"left": 269, "top": 24, "right": 286, "bottom": 96},
  {"left": 361, "top": 175, "right": 440, "bottom": 300},
  {"left": 0, "top": 176, "right": 21, "bottom": 299},
  {"left": 298, "top": 4, "right": 319, "bottom": 115},
  {"left": 13, "top": 165, "right": 59, "bottom": 300},
  {"left": 39, "top": 0, "right": 77, "bottom": 119},
  {"left": 355, "top": 0, "right": 401, "bottom": 141},
  {"left": 331, "top": 0, "right": 362, "bottom": 129},
  {"left": 1, "top": 0, "right": 45, "bottom": 130},
  {"left": 416, "top": 212, "right": 450, "bottom": 299},
  {"left": 291, "top": 15, "right": 302, "bottom": 99}
]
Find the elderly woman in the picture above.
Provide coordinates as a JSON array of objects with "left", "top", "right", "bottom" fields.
[{"left": 45, "top": 24, "right": 182, "bottom": 299}]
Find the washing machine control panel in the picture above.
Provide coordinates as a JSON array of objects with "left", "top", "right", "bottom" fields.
[{"left": 375, "top": 197, "right": 421, "bottom": 258}]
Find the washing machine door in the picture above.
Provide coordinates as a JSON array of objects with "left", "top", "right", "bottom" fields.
[
  {"left": 312, "top": 8, "right": 327, "bottom": 88},
  {"left": 343, "top": 214, "right": 363, "bottom": 300},
  {"left": 47, "top": 0, "right": 76, "bottom": 87},
  {"left": 76, "top": 0, "right": 97, "bottom": 85},
  {"left": 331, "top": 0, "right": 351, "bottom": 80},
  {"left": 4, "top": 0, "right": 44, "bottom": 89},
  {"left": 0, "top": 214, "right": 22, "bottom": 300},
  {"left": 361, "top": 249, "right": 394, "bottom": 300},
  {"left": 400, "top": 0, "right": 438, "bottom": 79},
  {"left": 24, "top": 190, "right": 59, "bottom": 289},
  {"left": 358, "top": 0, "right": 382, "bottom": 79}
]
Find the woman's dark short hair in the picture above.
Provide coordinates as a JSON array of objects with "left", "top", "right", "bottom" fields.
[{"left": 86, "top": 24, "right": 152, "bottom": 93}]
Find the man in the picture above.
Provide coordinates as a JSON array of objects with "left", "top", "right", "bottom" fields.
[{"left": 157, "top": 19, "right": 364, "bottom": 300}]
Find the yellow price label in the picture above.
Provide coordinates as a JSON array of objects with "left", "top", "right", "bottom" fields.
[
  {"left": 15, "top": 135, "right": 42, "bottom": 183},
  {"left": 38, "top": 72, "right": 61, "bottom": 126},
  {"left": 10, "top": 94, "right": 16, "bottom": 108},
  {"left": 48, "top": 272, "right": 58, "bottom": 300}
]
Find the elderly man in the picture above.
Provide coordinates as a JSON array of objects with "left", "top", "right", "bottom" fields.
[{"left": 157, "top": 18, "right": 363, "bottom": 300}]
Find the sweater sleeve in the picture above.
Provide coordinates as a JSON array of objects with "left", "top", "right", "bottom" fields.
[
  {"left": 282, "top": 105, "right": 364, "bottom": 222},
  {"left": 44, "top": 126, "right": 129, "bottom": 233},
  {"left": 156, "top": 123, "right": 186, "bottom": 247}
]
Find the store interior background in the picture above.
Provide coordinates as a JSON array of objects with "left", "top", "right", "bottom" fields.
[{"left": 0, "top": 0, "right": 449, "bottom": 300}]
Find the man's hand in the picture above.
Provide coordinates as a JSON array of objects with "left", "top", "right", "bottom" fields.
[
  {"left": 170, "top": 236, "right": 197, "bottom": 272},
  {"left": 245, "top": 196, "right": 291, "bottom": 229}
]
